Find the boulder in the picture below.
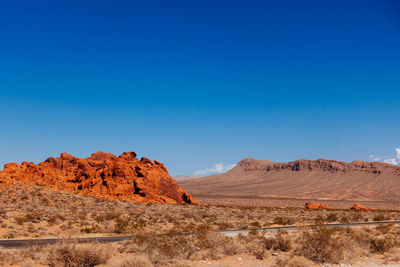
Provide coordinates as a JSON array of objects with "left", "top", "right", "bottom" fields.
[
  {"left": 350, "top": 204, "right": 375, "bottom": 211},
  {"left": 304, "top": 202, "right": 329, "bottom": 210}
]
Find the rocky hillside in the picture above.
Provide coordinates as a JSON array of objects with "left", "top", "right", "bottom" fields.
[
  {"left": 179, "top": 158, "right": 400, "bottom": 202},
  {"left": 0, "top": 151, "right": 197, "bottom": 204}
]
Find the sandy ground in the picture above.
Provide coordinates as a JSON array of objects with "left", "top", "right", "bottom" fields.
[{"left": 194, "top": 195, "right": 400, "bottom": 210}]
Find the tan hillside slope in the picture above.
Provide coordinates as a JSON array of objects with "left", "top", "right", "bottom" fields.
[{"left": 179, "top": 158, "right": 400, "bottom": 202}]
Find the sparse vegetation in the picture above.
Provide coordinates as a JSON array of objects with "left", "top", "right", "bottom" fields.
[
  {"left": 47, "top": 241, "right": 111, "bottom": 267},
  {"left": 295, "top": 228, "right": 348, "bottom": 263},
  {"left": 1, "top": 183, "right": 400, "bottom": 266}
]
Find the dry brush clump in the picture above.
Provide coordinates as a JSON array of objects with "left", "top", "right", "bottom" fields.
[
  {"left": 236, "top": 229, "right": 293, "bottom": 260},
  {"left": 294, "top": 227, "right": 350, "bottom": 263},
  {"left": 46, "top": 240, "right": 112, "bottom": 267},
  {"left": 292, "top": 225, "right": 400, "bottom": 264},
  {"left": 0, "top": 240, "right": 156, "bottom": 267},
  {"left": 122, "top": 226, "right": 242, "bottom": 265}
]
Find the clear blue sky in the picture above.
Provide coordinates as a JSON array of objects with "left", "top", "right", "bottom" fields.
[{"left": 1, "top": 0, "right": 399, "bottom": 176}]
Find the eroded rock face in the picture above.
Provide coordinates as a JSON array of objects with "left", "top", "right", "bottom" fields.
[
  {"left": 262, "top": 159, "right": 400, "bottom": 175},
  {"left": 0, "top": 151, "right": 197, "bottom": 204},
  {"left": 350, "top": 204, "right": 374, "bottom": 211},
  {"left": 304, "top": 202, "right": 329, "bottom": 210}
]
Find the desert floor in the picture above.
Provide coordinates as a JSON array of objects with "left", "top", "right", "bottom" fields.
[{"left": 1, "top": 184, "right": 400, "bottom": 266}]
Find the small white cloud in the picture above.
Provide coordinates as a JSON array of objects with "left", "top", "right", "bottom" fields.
[
  {"left": 194, "top": 163, "right": 236, "bottom": 176},
  {"left": 369, "top": 155, "right": 381, "bottom": 161},
  {"left": 384, "top": 158, "right": 399, "bottom": 165},
  {"left": 382, "top": 148, "right": 400, "bottom": 166}
]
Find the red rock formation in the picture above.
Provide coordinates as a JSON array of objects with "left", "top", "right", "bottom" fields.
[
  {"left": 350, "top": 204, "right": 375, "bottom": 211},
  {"left": 0, "top": 151, "right": 197, "bottom": 204},
  {"left": 304, "top": 202, "right": 329, "bottom": 210}
]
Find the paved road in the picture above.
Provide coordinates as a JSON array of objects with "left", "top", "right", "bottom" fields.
[
  {"left": 219, "top": 220, "right": 400, "bottom": 237},
  {"left": 0, "top": 235, "right": 135, "bottom": 249},
  {"left": 1, "top": 220, "right": 399, "bottom": 248}
]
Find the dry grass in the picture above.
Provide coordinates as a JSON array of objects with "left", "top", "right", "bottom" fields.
[
  {"left": 106, "top": 254, "right": 154, "bottom": 267},
  {"left": 295, "top": 228, "right": 349, "bottom": 263},
  {"left": 1, "top": 183, "right": 400, "bottom": 266},
  {"left": 47, "top": 241, "right": 112, "bottom": 267},
  {"left": 0, "top": 225, "right": 400, "bottom": 266},
  {"left": 2, "top": 183, "right": 400, "bottom": 240},
  {"left": 123, "top": 226, "right": 243, "bottom": 264},
  {"left": 277, "top": 255, "right": 316, "bottom": 267},
  {"left": 384, "top": 247, "right": 400, "bottom": 262}
]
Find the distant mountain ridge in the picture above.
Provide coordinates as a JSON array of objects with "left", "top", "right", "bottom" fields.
[
  {"left": 179, "top": 158, "right": 400, "bottom": 202},
  {"left": 237, "top": 158, "right": 400, "bottom": 174},
  {"left": 174, "top": 174, "right": 200, "bottom": 181}
]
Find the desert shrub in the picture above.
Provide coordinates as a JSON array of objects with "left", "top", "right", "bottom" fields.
[
  {"left": 373, "top": 214, "right": 387, "bottom": 221},
  {"left": 339, "top": 215, "right": 350, "bottom": 223},
  {"left": 273, "top": 217, "right": 294, "bottom": 225},
  {"left": 275, "top": 235, "right": 292, "bottom": 251},
  {"left": 195, "top": 227, "right": 241, "bottom": 258},
  {"left": 370, "top": 237, "right": 395, "bottom": 253},
  {"left": 15, "top": 214, "right": 35, "bottom": 225},
  {"left": 0, "top": 249, "right": 24, "bottom": 266},
  {"left": 352, "top": 212, "right": 364, "bottom": 222},
  {"left": 95, "top": 212, "right": 121, "bottom": 222},
  {"left": 217, "top": 221, "right": 232, "bottom": 230},
  {"left": 314, "top": 214, "right": 326, "bottom": 224},
  {"left": 376, "top": 223, "right": 393, "bottom": 234},
  {"left": 326, "top": 213, "right": 338, "bottom": 222},
  {"left": 113, "top": 217, "right": 130, "bottom": 234},
  {"left": 27, "top": 223, "right": 36, "bottom": 233},
  {"left": 251, "top": 246, "right": 267, "bottom": 260},
  {"left": 349, "top": 229, "right": 371, "bottom": 249},
  {"left": 47, "top": 216, "right": 58, "bottom": 225},
  {"left": 4, "top": 231, "right": 16, "bottom": 239},
  {"left": 250, "top": 221, "right": 261, "bottom": 228},
  {"left": 295, "top": 228, "right": 349, "bottom": 263},
  {"left": 106, "top": 254, "right": 154, "bottom": 267},
  {"left": 80, "top": 224, "right": 102, "bottom": 234},
  {"left": 223, "top": 239, "right": 243, "bottom": 256},
  {"left": 126, "top": 232, "right": 197, "bottom": 263},
  {"left": 237, "top": 231, "right": 267, "bottom": 259},
  {"left": 125, "top": 227, "right": 241, "bottom": 264},
  {"left": 263, "top": 235, "right": 292, "bottom": 252},
  {"left": 47, "top": 241, "right": 111, "bottom": 267},
  {"left": 131, "top": 218, "right": 147, "bottom": 229}
]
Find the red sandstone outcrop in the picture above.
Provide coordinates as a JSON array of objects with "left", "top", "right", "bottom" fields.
[
  {"left": 350, "top": 204, "right": 375, "bottom": 211},
  {"left": 304, "top": 202, "right": 329, "bottom": 210},
  {"left": 0, "top": 151, "right": 197, "bottom": 204}
]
